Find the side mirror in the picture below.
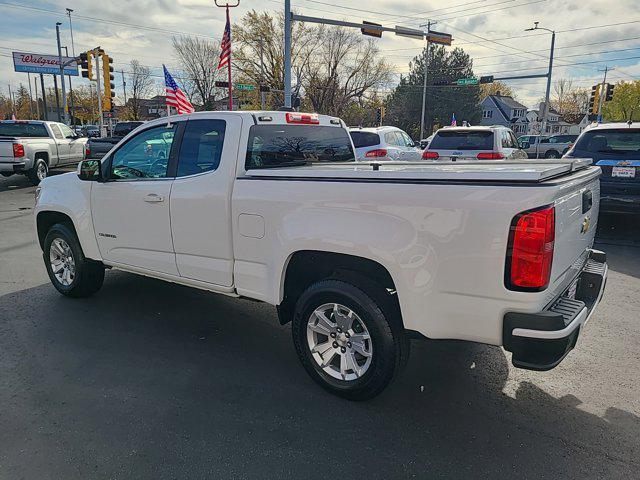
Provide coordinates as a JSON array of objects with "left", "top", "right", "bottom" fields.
[
  {"left": 520, "top": 142, "right": 530, "bottom": 149},
  {"left": 77, "top": 159, "right": 103, "bottom": 182}
]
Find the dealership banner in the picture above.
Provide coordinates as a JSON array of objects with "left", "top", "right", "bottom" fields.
[{"left": 12, "top": 51, "right": 78, "bottom": 76}]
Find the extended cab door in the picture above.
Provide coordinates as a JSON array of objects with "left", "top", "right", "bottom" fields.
[
  {"left": 169, "top": 115, "right": 241, "bottom": 287},
  {"left": 91, "top": 122, "right": 180, "bottom": 275}
]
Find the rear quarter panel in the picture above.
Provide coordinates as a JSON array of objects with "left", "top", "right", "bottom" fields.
[{"left": 231, "top": 177, "right": 576, "bottom": 345}]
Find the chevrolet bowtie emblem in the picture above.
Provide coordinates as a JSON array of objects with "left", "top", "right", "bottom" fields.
[{"left": 581, "top": 216, "right": 591, "bottom": 234}]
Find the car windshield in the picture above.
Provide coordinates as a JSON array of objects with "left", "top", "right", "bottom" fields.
[
  {"left": 574, "top": 129, "right": 640, "bottom": 156},
  {"left": 429, "top": 130, "right": 494, "bottom": 150},
  {"left": 246, "top": 124, "right": 355, "bottom": 169},
  {"left": 350, "top": 131, "right": 380, "bottom": 148},
  {"left": 0, "top": 122, "right": 49, "bottom": 138}
]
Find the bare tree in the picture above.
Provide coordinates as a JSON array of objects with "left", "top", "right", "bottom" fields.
[
  {"left": 127, "top": 60, "right": 154, "bottom": 120},
  {"left": 303, "top": 27, "right": 393, "bottom": 117},
  {"left": 233, "top": 10, "right": 320, "bottom": 107},
  {"left": 172, "top": 35, "right": 222, "bottom": 109}
]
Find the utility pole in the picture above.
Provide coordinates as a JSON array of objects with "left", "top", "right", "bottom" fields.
[
  {"left": 27, "top": 73, "right": 34, "bottom": 118},
  {"left": 52, "top": 77, "right": 61, "bottom": 121},
  {"left": 284, "top": 0, "right": 292, "bottom": 108},
  {"left": 597, "top": 66, "right": 612, "bottom": 123},
  {"left": 55, "top": 22, "right": 69, "bottom": 124},
  {"left": 8, "top": 84, "right": 13, "bottom": 118},
  {"left": 419, "top": 20, "right": 432, "bottom": 140},
  {"left": 259, "top": 38, "right": 266, "bottom": 110},
  {"left": 94, "top": 51, "right": 103, "bottom": 136},
  {"left": 121, "top": 69, "right": 127, "bottom": 105},
  {"left": 40, "top": 74, "right": 47, "bottom": 120},
  {"left": 63, "top": 46, "right": 75, "bottom": 125},
  {"left": 34, "top": 75, "right": 40, "bottom": 119}
]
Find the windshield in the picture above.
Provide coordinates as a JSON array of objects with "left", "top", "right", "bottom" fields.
[
  {"left": 246, "top": 124, "right": 355, "bottom": 169},
  {"left": 350, "top": 131, "right": 380, "bottom": 148},
  {"left": 574, "top": 129, "right": 640, "bottom": 157},
  {"left": 0, "top": 122, "right": 49, "bottom": 138},
  {"left": 429, "top": 130, "right": 494, "bottom": 150}
]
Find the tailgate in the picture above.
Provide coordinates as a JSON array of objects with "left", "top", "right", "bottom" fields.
[
  {"left": 596, "top": 159, "right": 640, "bottom": 196},
  {"left": 0, "top": 139, "right": 16, "bottom": 160},
  {"left": 548, "top": 168, "right": 601, "bottom": 293}
]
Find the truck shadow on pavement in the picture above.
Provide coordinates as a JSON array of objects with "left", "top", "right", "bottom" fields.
[{"left": 0, "top": 271, "right": 638, "bottom": 479}]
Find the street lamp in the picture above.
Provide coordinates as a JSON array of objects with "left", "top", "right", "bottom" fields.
[{"left": 525, "top": 21, "right": 555, "bottom": 135}]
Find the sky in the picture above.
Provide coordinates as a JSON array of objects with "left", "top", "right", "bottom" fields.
[{"left": 1, "top": 0, "right": 639, "bottom": 109}]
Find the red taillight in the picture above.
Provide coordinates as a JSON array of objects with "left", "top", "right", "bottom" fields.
[
  {"left": 85, "top": 144, "right": 91, "bottom": 157},
  {"left": 13, "top": 143, "right": 25, "bottom": 158},
  {"left": 422, "top": 150, "right": 439, "bottom": 159},
  {"left": 506, "top": 206, "right": 555, "bottom": 291},
  {"left": 477, "top": 152, "right": 504, "bottom": 159},
  {"left": 285, "top": 112, "right": 319, "bottom": 124},
  {"left": 365, "top": 148, "right": 387, "bottom": 158}
]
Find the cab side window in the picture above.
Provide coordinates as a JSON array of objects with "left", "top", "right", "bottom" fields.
[
  {"left": 176, "top": 120, "right": 226, "bottom": 177},
  {"left": 50, "top": 124, "right": 64, "bottom": 140},
  {"left": 110, "top": 124, "right": 177, "bottom": 180},
  {"left": 59, "top": 124, "right": 76, "bottom": 139}
]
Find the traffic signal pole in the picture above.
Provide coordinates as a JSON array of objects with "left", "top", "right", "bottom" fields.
[
  {"left": 419, "top": 21, "right": 432, "bottom": 141},
  {"left": 540, "top": 30, "right": 555, "bottom": 135},
  {"left": 55, "top": 22, "right": 68, "bottom": 124},
  {"left": 597, "top": 66, "right": 612, "bottom": 123}
]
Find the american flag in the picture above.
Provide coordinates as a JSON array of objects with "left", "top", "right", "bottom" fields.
[
  {"left": 451, "top": 112, "right": 457, "bottom": 127},
  {"left": 163, "top": 65, "right": 194, "bottom": 115},
  {"left": 217, "top": 12, "right": 231, "bottom": 70}
]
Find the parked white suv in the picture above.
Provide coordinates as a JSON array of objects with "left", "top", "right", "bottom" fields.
[
  {"left": 423, "top": 126, "right": 528, "bottom": 161},
  {"left": 35, "top": 111, "right": 607, "bottom": 400},
  {"left": 349, "top": 126, "right": 423, "bottom": 161}
]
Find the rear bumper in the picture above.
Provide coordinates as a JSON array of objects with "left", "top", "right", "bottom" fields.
[
  {"left": 0, "top": 161, "right": 26, "bottom": 173},
  {"left": 502, "top": 249, "right": 608, "bottom": 371},
  {"left": 600, "top": 193, "right": 640, "bottom": 214}
]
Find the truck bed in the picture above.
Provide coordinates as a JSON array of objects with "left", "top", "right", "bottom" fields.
[{"left": 244, "top": 159, "right": 594, "bottom": 183}]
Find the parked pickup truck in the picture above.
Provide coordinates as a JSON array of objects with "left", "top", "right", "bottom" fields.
[
  {"left": 34, "top": 111, "right": 608, "bottom": 400},
  {"left": 0, "top": 120, "right": 87, "bottom": 184},
  {"left": 519, "top": 134, "right": 578, "bottom": 159},
  {"left": 86, "top": 121, "right": 144, "bottom": 159}
]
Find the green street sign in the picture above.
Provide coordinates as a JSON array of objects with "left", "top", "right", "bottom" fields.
[
  {"left": 234, "top": 83, "right": 255, "bottom": 91},
  {"left": 456, "top": 78, "right": 478, "bottom": 86}
]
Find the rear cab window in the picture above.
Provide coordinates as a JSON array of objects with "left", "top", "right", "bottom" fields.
[
  {"left": 0, "top": 122, "right": 49, "bottom": 138},
  {"left": 575, "top": 129, "right": 640, "bottom": 157},
  {"left": 429, "top": 130, "right": 494, "bottom": 150},
  {"left": 246, "top": 124, "right": 355, "bottom": 169},
  {"left": 349, "top": 131, "right": 380, "bottom": 148}
]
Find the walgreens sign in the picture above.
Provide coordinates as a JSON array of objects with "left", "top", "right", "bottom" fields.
[{"left": 12, "top": 51, "right": 78, "bottom": 76}]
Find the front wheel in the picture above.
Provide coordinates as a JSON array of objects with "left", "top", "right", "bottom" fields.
[
  {"left": 292, "top": 279, "right": 408, "bottom": 400},
  {"left": 43, "top": 223, "right": 105, "bottom": 298}
]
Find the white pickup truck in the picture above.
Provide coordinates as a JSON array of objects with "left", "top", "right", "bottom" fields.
[
  {"left": 34, "top": 111, "right": 608, "bottom": 400},
  {"left": 0, "top": 120, "right": 87, "bottom": 184}
]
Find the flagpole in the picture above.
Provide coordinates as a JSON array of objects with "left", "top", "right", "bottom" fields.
[{"left": 226, "top": 6, "right": 233, "bottom": 111}]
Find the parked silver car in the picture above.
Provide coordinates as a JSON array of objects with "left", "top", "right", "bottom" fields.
[
  {"left": 518, "top": 134, "right": 578, "bottom": 159},
  {"left": 423, "top": 126, "right": 528, "bottom": 161},
  {"left": 349, "top": 126, "right": 423, "bottom": 161}
]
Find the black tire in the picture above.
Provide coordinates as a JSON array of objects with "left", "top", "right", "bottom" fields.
[
  {"left": 544, "top": 150, "right": 560, "bottom": 159},
  {"left": 43, "top": 223, "right": 105, "bottom": 298},
  {"left": 292, "top": 279, "right": 409, "bottom": 401},
  {"left": 1, "top": 172, "right": 12, "bottom": 178},
  {"left": 27, "top": 157, "right": 48, "bottom": 185}
]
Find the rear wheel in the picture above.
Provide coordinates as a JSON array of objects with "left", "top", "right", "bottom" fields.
[
  {"left": 292, "top": 279, "right": 408, "bottom": 400},
  {"left": 43, "top": 223, "right": 105, "bottom": 298},
  {"left": 27, "top": 158, "right": 48, "bottom": 185},
  {"left": 545, "top": 150, "right": 560, "bottom": 159}
]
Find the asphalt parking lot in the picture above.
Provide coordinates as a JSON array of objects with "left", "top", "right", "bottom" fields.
[{"left": 1, "top": 171, "right": 639, "bottom": 479}]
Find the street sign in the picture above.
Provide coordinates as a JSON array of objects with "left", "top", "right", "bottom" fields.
[
  {"left": 259, "top": 85, "right": 271, "bottom": 92},
  {"left": 235, "top": 83, "right": 255, "bottom": 91},
  {"left": 12, "top": 51, "right": 78, "bottom": 76},
  {"left": 395, "top": 25, "right": 425, "bottom": 39},
  {"left": 215, "top": 81, "right": 230, "bottom": 88},
  {"left": 361, "top": 21, "right": 383, "bottom": 38},
  {"left": 479, "top": 75, "right": 494, "bottom": 84},
  {"left": 456, "top": 78, "right": 478, "bottom": 86},
  {"left": 426, "top": 30, "right": 453, "bottom": 46}
]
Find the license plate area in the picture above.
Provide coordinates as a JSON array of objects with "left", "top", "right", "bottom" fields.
[{"left": 612, "top": 166, "right": 636, "bottom": 178}]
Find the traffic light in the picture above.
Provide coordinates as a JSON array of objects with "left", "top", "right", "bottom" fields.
[
  {"left": 101, "top": 53, "right": 115, "bottom": 111},
  {"left": 605, "top": 83, "right": 615, "bottom": 102},
  {"left": 78, "top": 52, "right": 93, "bottom": 80},
  {"left": 588, "top": 84, "right": 600, "bottom": 115}
]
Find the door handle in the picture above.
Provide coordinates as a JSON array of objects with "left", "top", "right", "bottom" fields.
[{"left": 144, "top": 193, "right": 164, "bottom": 203}]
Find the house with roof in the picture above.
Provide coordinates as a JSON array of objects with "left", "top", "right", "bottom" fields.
[
  {"left": 525, "top": 102, "right": 575, "bottom": 135},
  {"left": 479, "top": 92, "right": 529, "bottom": 134}
]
